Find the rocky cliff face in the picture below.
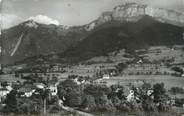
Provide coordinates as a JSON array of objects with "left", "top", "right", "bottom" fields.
[
  {"left": 88, "top": 3, "right": 184, "bottom": 30},
  {"left": 113, "top": 3, "right": 184, "bottom": 24}
]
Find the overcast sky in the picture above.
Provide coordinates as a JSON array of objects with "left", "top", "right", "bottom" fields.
[{"left": 0, "top": 0, "right": 184, "bottom": 29}]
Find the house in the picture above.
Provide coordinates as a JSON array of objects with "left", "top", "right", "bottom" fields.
[
  {"left": 18, "top": 85, "right": 36, "bottom": 97},
  {"left": 137, "top": 59, "right": 143, "bottom": 64},
  {"left": 48, "top": 84, "right": 58, "bottom": 96},
  {"left": 0, "top": 74, "right": 25, "bottom": 83},
  {"left": 49, "top": 65, "right": 64, "bottom": 72},
  {"left": 147, "top": 90, "right": 154, "bottom": 96},
  {"left": 93, "top": 78, "right": 107, "bottom": 85},
  {"left": 34, "top": 83, "right": 45, "bottom": 89},
  {"left": 102, "top": 74, "right": 110, "bottom": 79},
  {"left": 73, "top": 78, "right": 82, "bottom": 85},
  {"left": 6, "top": 85, "right": 13, "bottom": 92},
  {"left": 0, "top": 88, "right": 10, "bottom": 102},
  {"left": 47, "top": 81, "right": 59, "bottom": 96},
  {"left": 126, "top": 90, "right": 135, "bottom": 102}
]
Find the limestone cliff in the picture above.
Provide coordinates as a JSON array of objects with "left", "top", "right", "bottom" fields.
[{"left": 86, "top": 3, "right": 184, "bottom": 30}]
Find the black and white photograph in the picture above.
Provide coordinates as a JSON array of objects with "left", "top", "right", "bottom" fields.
[{"left": 0, "top": 0, "right": 184, "bottom": 115}]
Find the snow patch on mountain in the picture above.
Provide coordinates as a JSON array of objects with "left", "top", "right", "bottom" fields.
[{"left": 27, "top": 15, "right": 60, "bottom": 25}]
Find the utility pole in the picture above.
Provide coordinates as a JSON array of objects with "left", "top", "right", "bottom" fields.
[
  {"left": 0, "top": 0, "right": 3, "bottom": 73},
  {"left": 43, "top": 97, "right": 46, "bottom": 114},
  {"left": 43, "top": 82, "right": 49, "bottom": 114}
]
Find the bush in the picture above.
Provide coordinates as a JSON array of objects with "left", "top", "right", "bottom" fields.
[
  {"left": 57, "top": 79, "right": 83, "bottom": 107},
  {"left": 169, "top": 87, "right": 184, "bottom": 94},
  {"left": 95, "top": 94, "right": 116, "bottom": 111},
  {"left": 153, "top": 83, "right": 166, "bottom": 103},
  {"left": 3, "top": 90, "right": 18, "bottom": 113},
  {"left": 65, "top": 90, "right": 83, "bottom": 107},
  {"left": 171, "top": 67, "right": 183, "bottom": 74},
  {"left": 84, "top": 84, "right": 111, "bottom": 97},
  {"left": 175, "top": 98, "right": 184, "bottom": 107},
  {"left": 57, "top": 79, "right": 80, "bottom": 99},
  {"left": 116, "top": 63, "right": 128, "bottom": 72},
  {"left": 81, "top": 95, "right": 97, "bottom": 111}
]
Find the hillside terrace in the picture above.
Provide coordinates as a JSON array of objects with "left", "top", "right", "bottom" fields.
[{"left": 122, "top": 63, "right": 175, "bottom": 75}]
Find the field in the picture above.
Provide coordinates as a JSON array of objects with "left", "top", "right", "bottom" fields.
[
  {"left": 139, "top": 45, "right": 184, "bottom": 64},
  {"left": 103, "top": 75, "right": 184, "bottom": 89}
]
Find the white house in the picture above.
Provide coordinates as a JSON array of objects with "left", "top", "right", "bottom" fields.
[
  {"left": 0, "top": 88, "right": 10, "bottom": 102},
  {"left": 126, "top": 90, "right": 135, "bottom": 102},
  {"left": 102, "top": 74, "right": 110, "bottom": 79},
  {"left": 18, "top": 87, "right": 35, "bottom": 97},
  {"left": 74, "top": 78, "right": 81, "bottom": 85},
  {"left": 6, "top": 85, "right": 13, "bottom": 92},
  {"left": 34, "top": 83, "right": 45, "bottom": 89},
  {"left": 147, "top": 90, "right": 154, "bottom": 96},
  {"left": 25, "top": 89, "right": 35, "bottom": 97},
  {"left": 49, "top": 85, "right": 58, "bottom": 96}
]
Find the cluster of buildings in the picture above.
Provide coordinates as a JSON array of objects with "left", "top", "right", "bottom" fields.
[
  {"left": 1, "top": 83, "right": 57, "bottom": 99},
  {"left": 0, "top": 73, "right": 59, "bottom": 103},
  {"left": 0, "top": 84, "right": 12, "bottom": 102}
]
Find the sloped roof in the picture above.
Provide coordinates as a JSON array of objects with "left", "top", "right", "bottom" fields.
[
  {"left": 19, "top": 85, "right": 36, "bottom": 93},
  {"left": 0, "top": 88, "right": 8, "bottom": 91}
]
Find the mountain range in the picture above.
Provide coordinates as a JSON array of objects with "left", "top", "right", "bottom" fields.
[{"left": 1, "top": 3, "right": 184, "bottom": 65}]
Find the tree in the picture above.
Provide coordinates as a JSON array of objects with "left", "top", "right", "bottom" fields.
[
  {"left": 170, "top": 87, "right": 184, "bottom": 94},
  {"left": 110, "top": 96, "right": 121, "bottom": 108},
  {"left": 142, "top": 82, "right": 151, "bottom": 90},
  {"left": 141, "top": 95, "right": 157, "bottom": 112},
  {"left": 84, "top": 84, "right": 111, "bottom": 97},
  {"left": 57, "top": 79, "right": 83, "bottom": 107},
  {"left": 58, "top": 79, "right": 79, "bottom": 90},
  {"left": 109, "top": 84, "right": 125, "bottom": 100},
  {"left": 115, "top": 63, "right": 128, "bottom": 73},
  {"left": 16, "top": 98, "right": 43, "bottom": 114},
  {"left": 153, "top": 83, "right": 166, "bottom": 103},
  {"left": 95, "top": 94, "right": 115, "bottom": 111},
  {"left": 57, "top": 79, "right": 79, "bottom": 99},
  {"left": 171, "top": 67, "right": 183, "bottom": 74},
  {"left": 3, "top": 90, "right": 18, "bottom": 113},
  {"left": 81, "top": 95, "right": 96, "bottom": 111},
  {"left": 65, "top": 89, "right": 83, "bottom": 107},
  {"left": 1, "top": 81, "right": 8, "bottom": 88}
]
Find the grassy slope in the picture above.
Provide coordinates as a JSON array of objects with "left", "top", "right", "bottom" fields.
[{"left": 61, "top": 16, "right": 184, "bottom": 63}]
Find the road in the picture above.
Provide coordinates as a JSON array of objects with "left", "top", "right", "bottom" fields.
[{"left": 61, "top": 106, "right": 94, "bottom": 116}]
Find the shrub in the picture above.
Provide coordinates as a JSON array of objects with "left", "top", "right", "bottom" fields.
[{"left": 169, "top": 87, "right": 184, "bottom": 94}]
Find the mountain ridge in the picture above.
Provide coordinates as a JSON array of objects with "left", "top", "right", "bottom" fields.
[
  {"left": 85, "top": 3, "right": 184, "bottom": 31},
  {"left": 1, "top": 2, "right": 184, "bottom": 65},
  {"left": 60, "top": 15, "right": 184, "bottom": 63},
  {"left": 1, "top": 20, "right": 89, "bottom": 64}
]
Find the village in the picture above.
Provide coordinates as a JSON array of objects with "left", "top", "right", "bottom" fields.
[
  {"left": 0, "top": 44, "right": 184, "bottom": 115},
  {"left": 0, "top": 59, "right": 184, "bottom": 115}
]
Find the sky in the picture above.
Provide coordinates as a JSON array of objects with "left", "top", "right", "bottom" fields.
[{"left": 0, "top": 0, "right": 184, "bottom": 29}]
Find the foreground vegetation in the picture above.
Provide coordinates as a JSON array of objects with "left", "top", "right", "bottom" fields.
[{"left": 0, "top": 78, "right": 184, "bottom": 116}]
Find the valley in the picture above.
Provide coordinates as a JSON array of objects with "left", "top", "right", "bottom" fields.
[{"left": 0, "top": 2, "right": 184, "bottom": 116}]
